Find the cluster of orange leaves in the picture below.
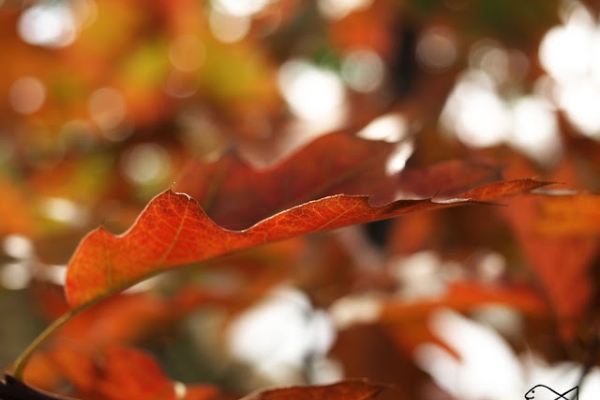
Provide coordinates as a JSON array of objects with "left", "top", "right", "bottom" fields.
[
  {"left": 3, "top": 0, "right": 600, "bottom": 399},
  {"left": 10, "top": 132, "right": 600, "bottom": 400}
]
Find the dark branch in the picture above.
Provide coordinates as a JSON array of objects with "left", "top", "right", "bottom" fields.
[{"left": 0, "top": 375, "right": 75, "bottom": 400}]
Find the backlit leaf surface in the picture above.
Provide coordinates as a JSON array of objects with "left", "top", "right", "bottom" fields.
[{"left": 66, "top": 178, "right": 549, "bottom": 309}]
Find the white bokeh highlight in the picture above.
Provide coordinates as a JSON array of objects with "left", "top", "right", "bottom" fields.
[
  {"left": 539, "top": 2, "right": 600, "bottom": 138},
  {"left": 415, "top": 309, "right": 600, "bottom": 400},
  {"left": 227, "top": 286, "right": 338, "bottom": 384},
  {"left": 278, "top": 59, "right": 347, "bottom": 132}
]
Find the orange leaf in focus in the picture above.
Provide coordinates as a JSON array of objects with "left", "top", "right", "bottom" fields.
[
  {"left": 66, "top": 176, "right": 549, "bottom": 309},
  {"left": 64, "top": 134, "right": 550, "bottom": 308}
]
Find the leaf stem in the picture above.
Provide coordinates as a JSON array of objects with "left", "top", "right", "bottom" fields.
[{"left": 12, "top": 310, "right": 78, "bottom": 381}]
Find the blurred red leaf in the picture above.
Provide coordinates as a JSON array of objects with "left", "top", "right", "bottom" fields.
[
  {"left": 64, "top": 133, "right": 551, "bottom": 309},
  {"left": 382, "top": 281, "right": 548, "bottom": 324},
  {"left": 330, "top": 324, "right": 417, "bottom": 400},
  {"left": 174, "top": 132, "right": 402, "bottom": 229},
  {"left": 240, "top": 380, "right": 385, "bottom": 400},
  {"left": 502, "top": 195, "right": 598, "bottom": 340},
  {"left": 31, "top": 282, "right": 228, "bottom": 352},
  {"left": 23, "top": 346, "right": 221, "bottom": 400},
  {"left": 91, "top": 346, "right": 216, "bottom": 400},
  {"left": 20, "top": 343, "right": 386, "bottom": 400},
  {"left": 395, "top": 159, "right": 504, "bottom": 198},
  {"left": 535, "top": 194, "right": 600, "bottom": 236},
  {"left": 175, "top": 134, "right": 511, "bottom": 229},
  {"left": 23, "top": 346, "right": 96, "bottom": 396},
  {"left": 459, "top": 179, "right": 551, "bottom": 201},
  {"left": 329, "top": 0, "right": 395, "bottom": 56},
  {"left": 0, "top": 177, "right": 37, "bottom": 237},
  {"left": 499, "top": 158, "right": 600, "bottom": 340},
  {"left": 66, "top": 175, "right": 548, "bottom": 309},
  {"left": 381, "top": 281, "right": 548, "bottom": 354}
]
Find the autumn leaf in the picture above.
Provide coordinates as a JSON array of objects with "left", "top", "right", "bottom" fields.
[
  {"left": 64, "top": 191, "right": 444, "bottom": 307},
  {"left": 499, "top": 158, "right": 600, "bottom": 340},
  {"left": 0, "top": 176, "right": 37, "bottom": 237},
  {"left": 63, "top": 132, "right": 551, "bottom": 309},
  {"left": 174, "top": 134, "right": 507, "bottom": 229},
  {"left": 65, "top": 176, "right": 548, "bottom": 309},
  {"left": 240, "top": 380, "right": 385, "bottom": 400},
  {"left": 395, "top": 159, "right": 504, "bottom": 199},
  {"left": 23, "top": 345, "right": 96, "bottom": 396},
  {"left": 381, "top": 281, "right": 548, "bottom": 325},
  {"left": 174, "top": 132, "right": 402, "bottom": 229},
  {"left": 502, "top": 195, "right": 599, "bottom": 340},
  {"left": 89, "top": 346, "right": 218, "bottom": 400},
  {"left": 18, "top": 339, "right": 384, "bottom": 400},
  {"left": 535, "top": 193, "right": 600, "bottom": 236},
  {"left": 381, "top": 281, "right": 549, "bottom": 354},
  {"left": 17, "top": 346, "right": 221, "bottom": 400},
  {"left": 31, "top": 284, "right": 227, "bottom": 351},
  {"left": 5, "top": 1, "right": 600, "bottom": 400}
]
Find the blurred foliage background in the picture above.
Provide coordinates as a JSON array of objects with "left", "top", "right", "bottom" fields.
[{"left": 3, "top": 0, "right": 600, "bottom": 399}]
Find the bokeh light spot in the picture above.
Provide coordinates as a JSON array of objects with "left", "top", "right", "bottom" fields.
[
  {"left": 318, "top": 0, "right": 373, "bottom": 20},
  {"left": 227, "top": 286, "right": 336, "bottom": 384},
  {"left": 539, "top": 2, "right": 600, "bottom": 139},
  {"left": 88, "top": 88, "right": 127, "bottom": 132},
  {"left": 358, "top": 113, "right": 408, "bottom": 142},
  {"left": 441, "top": 72, "right": 510, "bottom": 147},
  {"left": 0, "top": 262, "right": 32, "bottom": 290},
  {"left": 122, "top": 143, "right": 171, "bottom": 185},
  {"left": 329, "top": 295, "right": 383, "bottom": 329},
  {"left": 415, "top": 309, "right": 524, "bottom": 400},
  {"left": 416, "top": 27, "right": 458, "bottom": 71},
  {"left": 341, "top": 49, "right": 385, "bottom": 92},
  {"left": 2, "top": 235, "right": 33, "bottom": 260},
  {"left": 559, "top": 81, "right": 600, "bottom": 137},
  {"left": 169, "top": 35, "right": 205, "bottom": 72},
  {"left": 18, "top": 2, "right": 77, "bottom": 48},
  {"left": 9, "top": 77, "right": 46, "bottom": 115},
  {"left": 539, "top": 7, "right": 594, "bottom": 84},
  {"left": 213, "top": 0, "right": 272, "bottom": 17},
  {"left": 386, "top": 141, "right": 414, "bottom": 175},
  {"left": 469, "top": 41, "right": 512, "bottom": 84},
  {"left": 510, "top": 96, "right": 561, "bottom": 162},
  {"left": 41, "top": 197, "right": 89, "bottom": 227},
  {"left": 209, "top": 9, "right": 251, "bottom": 43},
  {"left": 278, "top": 60, "right": 346, "bottom": 125}
]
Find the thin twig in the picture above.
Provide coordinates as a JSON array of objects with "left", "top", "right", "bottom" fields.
[{"left": 11, "top": 310, "right": 78, "bottom": 381}]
